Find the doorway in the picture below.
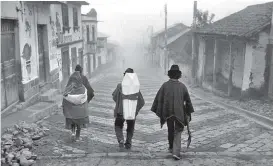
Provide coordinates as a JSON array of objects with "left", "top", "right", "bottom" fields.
[
  {"left": 1, "top": 19, "right": 19, "bottom": 111},
  {"left": 71, "top": 47, "right": 77, "bottom": 70},
  {"left": 37, "top": 25, "right": 47, "bottom": 84},
  {"left": 61, "top": 46, "right": 70, "bottom": 91}
]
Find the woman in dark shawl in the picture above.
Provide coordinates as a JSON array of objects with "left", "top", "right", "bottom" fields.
[
  {"left": 151, "top": 65, "right": 194, "bottom": 160},
  {"left": 62, "top": 65, "right": 94, "bottom": 141}
]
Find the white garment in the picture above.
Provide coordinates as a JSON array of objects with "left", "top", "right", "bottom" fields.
[
  {"left": 122, "top": 73, "right": 140, "bottom": 120},
  {"left": 64, "top": 87, "right": 87, "bottom": 105}
]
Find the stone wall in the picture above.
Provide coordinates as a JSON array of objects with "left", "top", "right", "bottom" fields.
[{"left": 18, "top": 2, "right": 39, "bottom": 84}]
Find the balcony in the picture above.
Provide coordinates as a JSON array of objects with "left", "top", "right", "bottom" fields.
[{"left": 86, "top": 43, "right": 96, "bottom": 54}]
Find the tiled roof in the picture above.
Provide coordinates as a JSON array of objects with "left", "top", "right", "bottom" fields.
[
  {"left": 197, "top": 2, "right": 273, "bottom": 37},
  {"left": 159, "top": 28, "right": 191, "bottom": 47},
  {"left": 152, "top": 23, "right": 189, "bottom": 39}
]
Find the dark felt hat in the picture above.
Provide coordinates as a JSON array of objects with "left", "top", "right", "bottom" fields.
[
  {"left": 168, "top": 65, "right": 181, "bottom": 72},
  {"left": 75, "top": 64, "right": 83, "bottom": 73}
]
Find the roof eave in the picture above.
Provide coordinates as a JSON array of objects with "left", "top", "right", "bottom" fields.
[
  {"left": 242, "top": 22, "right": 271, "bottom": 38},
  {"left": 41, "top": 1, "right": 66, "bottom": 5},
  {"left": 67, "top": 1, "right": 89, "bottom": 6},
  {"left": 196, "top": 21, "right": 271, "bottom": 39}
]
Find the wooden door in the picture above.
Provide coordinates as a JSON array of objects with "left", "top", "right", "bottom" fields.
[
  {"left": 61, "top": 46, "right": 70, "bottom": 91},
  {"left": 37, "top": 25, "right": 46, "bottom": 83},
  {"left": 71, "top": 47, "right": 77, "bottom": 70},
  {"left": 1, "top": 19, "right": 19, "bottom": 111}
]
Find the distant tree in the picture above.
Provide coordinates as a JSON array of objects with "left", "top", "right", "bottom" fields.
[{"left": 195, "top": 9, "right": 215, "bottom": 28}]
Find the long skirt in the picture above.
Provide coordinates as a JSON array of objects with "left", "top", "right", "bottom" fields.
[{"left": 65, "top": 116, "right": 90, "bottom": 130}]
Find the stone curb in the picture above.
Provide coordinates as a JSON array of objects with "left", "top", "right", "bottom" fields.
[
  {"left": 154, "top": 69, "right": 273, "bottom": 130},
  {"left": 37, "top": 151, "right": 273, "bottom": 160}
]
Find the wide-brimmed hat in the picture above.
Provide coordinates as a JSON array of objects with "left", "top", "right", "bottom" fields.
[
  {"left": 75, "top": 64, "right": 83, "bottom": 73},
  {"left": 168, "top": 65, "right": 181, "bottom": 72},
  {"left": 168, "top": 65, "right": 182, "bottom": 77}
]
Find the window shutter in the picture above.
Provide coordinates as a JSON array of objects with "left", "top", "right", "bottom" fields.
[
  {"left": 73, "top": 8, "right": 78, "bottom": 27},
  {"left": 86, "top": 25, "right": 90, "bottom": 42}
]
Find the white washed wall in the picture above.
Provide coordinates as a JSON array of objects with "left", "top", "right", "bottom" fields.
[{"left": 18, "top": 2, "right": 39, "bottom": 83}]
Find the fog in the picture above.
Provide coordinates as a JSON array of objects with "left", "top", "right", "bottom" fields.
[{"left": 82, "top": 0, "right": 272, "bottom": 64}]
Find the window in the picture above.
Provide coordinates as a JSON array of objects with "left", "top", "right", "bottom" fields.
[
  {"left": 86, "top": 25, "right": 90, "bottom": 42},
  {"left": 92, "top": 26, "right": 95, "bottom": 41},
  {"left": 73, "top": 7, "right": 79, "bottom": 31},
  {"left": 61, "top": 4, "right": 69, "bottom": 32}
]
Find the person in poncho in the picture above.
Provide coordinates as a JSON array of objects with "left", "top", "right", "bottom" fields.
[
  {"left": 151, "top": 65, "right": 194, "bottom": 160},
  {"left": 62, "top": 65, "right": 94, "bottom": 141},
  {"left": 112, "top": 68, "right": 145, "bottom": 150}
]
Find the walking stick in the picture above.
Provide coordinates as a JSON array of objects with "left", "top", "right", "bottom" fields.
[
  {"left": 184, "top": 105, "right": 192, "bottom": 149},
  {"left": 187, "top": 120, "right": 191, "bottom": 149}
]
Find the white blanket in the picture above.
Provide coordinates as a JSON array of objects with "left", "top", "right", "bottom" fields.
[{"left": 64, "top": 87, "right": 87, "bottom": 105}]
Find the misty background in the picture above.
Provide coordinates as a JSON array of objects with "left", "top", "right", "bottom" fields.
[{"left": 81, "top": 0, "right": 272, "bottom": 61}]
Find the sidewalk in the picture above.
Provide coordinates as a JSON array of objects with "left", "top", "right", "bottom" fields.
[{"left": 1, "top": 63, "right": 116, "bottom": 134}]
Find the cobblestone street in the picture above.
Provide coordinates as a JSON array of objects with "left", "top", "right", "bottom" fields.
[{"left": 33, "top": 67, "right": 273, "bottom": 165}]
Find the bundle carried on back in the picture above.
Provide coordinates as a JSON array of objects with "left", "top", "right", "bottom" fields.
[
  {"left": 121, "top": 73, "right": 140, "bottom": 120},
  {"left": 63, "top": 71, "right": 87, "bottom": 105}
]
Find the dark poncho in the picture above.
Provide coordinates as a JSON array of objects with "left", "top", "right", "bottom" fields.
[
  {"left": 62, "top": 72, "right": 94, "bottom": 119},
  {"left": 151, "top": 79, "right": 194, "bottom": 127},
  {"left": 112, "top": 83, "right": 145, "bottom": 118}
]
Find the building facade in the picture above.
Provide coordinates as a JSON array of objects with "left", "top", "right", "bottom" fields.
[
  {"left": 55, "top": 1, "right": 88, "bottom": 91},
  {"left": 1, "top": 1, "right": 88, "bottom": 111},
  {"left": 97, "top": 32, "right": 109, "bottom": 67},
  {"left": 81, "top": 8, "right": 98, "bottom": 77},
  {"left": 196, "top": 2, "right": 273, "bottom": 98},
  {"left": 151, "top": 23, "right": 192, "bottom": 76}
]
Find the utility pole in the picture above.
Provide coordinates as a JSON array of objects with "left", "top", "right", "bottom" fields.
[
  {"left": 151, "top": 26, "right": 154, "bottom": 65},
  {"left": 268, "top": 8, "right": 273, "bottom": 98},
  {"left": 191, "top": 1, "right": 197, "bottom": 84},
  {"left": 164, "top": 3, "right": 168, "bottom": 74}
]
